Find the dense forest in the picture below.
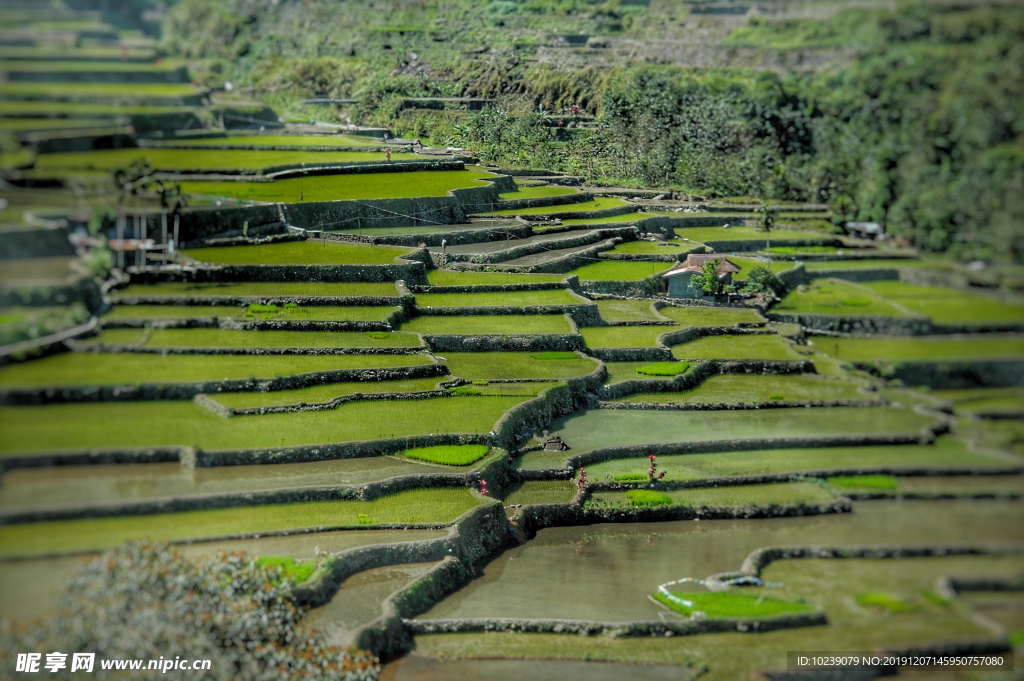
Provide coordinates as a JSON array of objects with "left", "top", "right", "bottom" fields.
[{"left": 156, "top": 0, "right": 1022, "bottom": 262}]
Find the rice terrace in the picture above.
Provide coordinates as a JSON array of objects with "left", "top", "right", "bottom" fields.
[{"left": 0, "top": 0, "right": 1021, "bottom": 680}]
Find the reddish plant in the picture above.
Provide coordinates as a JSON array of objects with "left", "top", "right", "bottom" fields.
[
  {"left": 577, "top": 467, "right": 588, "bottom": 492},
  {"left": 647, "top": 454, "right": 667, "bottom": 484},
  {"left": 478, "top": 478, "right": 490, "bottom": 496}
]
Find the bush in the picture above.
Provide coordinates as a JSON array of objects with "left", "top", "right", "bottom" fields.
[{"left": 0, "top": 543, "right": 380, "bottom": 680}]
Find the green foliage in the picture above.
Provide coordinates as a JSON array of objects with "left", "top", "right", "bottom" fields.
[
  {"left": 255, "top": 556, "right": 318, "bottom": 583},
  {"left": 691, "top": 260, "right": 726, "bottom": 296},
  {"left": 741, "top": 266, "right": 785, "bottom": 296},
  {"left": 624, "top": 489, "right": 672, "bottom": 507},
  {"left": 0, "top": 544, "right": 380, "bottom": 680},
  {"left": 449, "top": 105, "right": 557, "bottom": 168}
]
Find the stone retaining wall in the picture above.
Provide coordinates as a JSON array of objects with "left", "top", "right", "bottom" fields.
[
  {"left": 853, "top": 358, "right": 1024, "bottom": 389},
  {"left": 0, "top": 226, "right": 75, "bottom": 259}
]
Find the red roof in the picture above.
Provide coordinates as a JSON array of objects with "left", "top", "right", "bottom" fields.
[{"left": 662, "top": 254, "right": 740, "bottom": 278}]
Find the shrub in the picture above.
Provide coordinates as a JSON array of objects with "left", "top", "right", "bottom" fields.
[
  {"left": 0, "top": 543, "right": 380, "bottom": 680},
  {"left": 255, "top": 556, "right": 318, "bottom": 584}
]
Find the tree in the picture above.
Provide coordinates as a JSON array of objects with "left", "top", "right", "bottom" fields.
[
  {"left": 691, "top": 260, "right": 726, "bottom": 296},
  {"left": 742, "top": 265, "right": 785, "bottom": 297},
  {"left": 1, "top": 544, "right": 380, "bottom": 681}
]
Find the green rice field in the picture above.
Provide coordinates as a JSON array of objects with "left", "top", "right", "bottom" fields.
[
  {"left": 612, "top": 373, "right": 870, "bottom": 404},
  {"left": 477, "top": 196, "right": 631, "bottom": 216},
  {"left": 812, "top": 335, "right": 1024, "bottom": 362},
  {"left": 441, "top": 352, "right": 598, "bottom": 380},
  {"left": 34, "top": 148, "right": 423, "bottom": 172},
  {"left": 180, "top": 167, "right": 497, "bottom": 202},
  {"left": 78, "top": 328, "right": 422, "bottom": 349},
  {"left": 671, "top": 333, "right": 802, "bottom": 360},
  {"left": 0, "top": 488, "right": 481, "bottom": 557},
  {"left": 414, "top": 289, "right": 584, "bottom": 307},
  {"left": 0, "top": 394, "right": 530, "bottom": 455},
  {"left": 183, "top": 240, "right": 414, "bottom": 265},
  {"left": 0, "top": 352, "right": 430, "bottom": 388},
  {"left": 102, "top": 304, "right": 399, "bottom": 322},
  {"left": 570, "top": 260, "right": 670, "bottom": 281},
  {"left": 112, "top": 281, "right": 399, "bottom": 299},
  {"left": 401, "top": 314, "right": 573, "bottom": 335}
]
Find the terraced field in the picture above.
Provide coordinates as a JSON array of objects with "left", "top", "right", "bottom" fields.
[{"left": 1, "top": 15, "right": 1022, "bottom": 680}]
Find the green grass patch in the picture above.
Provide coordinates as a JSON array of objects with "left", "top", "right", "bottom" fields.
[
  {"left": 502, "top": 480, "right": 576, "bottom": 506},
  {"left": 862, "top": 280, "right": 1024, "bottom": 325},
  {"left": 442, "top": 352, "right": 597, "bottom": 380},
  {"left": 449, "top": 381, "right": 559, "bottom": 396},
  {"left": 551, "top": 406, "right": 936, "bottom": 454},
  {"left": 595, "top": 299, "right": 662, "bottom": 322},
  {"left": 774, "top": 279, "right": 915, "bottom": 318},
  {"left": 560, "top": 211, "right": 652, "bottom": 226},
  {"left": 657, "top": 306, "right": 764, "bottom": 327},
  {"left": 183, "top": 240, "right": 413, "bottom": 265},
  {"left": 625, "top": 489, "right": 672, "bottom": 507},
  {"left": 673, "top": 226, "right": 829, "bottom": 243},
  {"left": 804, "top": 259, "right": 946, "bottom": 272},
  {"left": 113, "top": 281, "right": 398, "bottom": 299},
  {"left": 477, "top": 196, "right": 631, "bottom": 216},
  {"left": 401, "top": 314, "right": 572, "bottom": 335},
  {"left": 530, "top": 351, "right": 578, "bottom": 360},
  {"left": 0, "top": 82, "right": 202, "bottom": 98},
  {"left": 671, "top": 334, "right": 801, "bottom": 361},
  {"left": 498, "top": 185, "right": 578, "bottom": 200},
  {"left": 256, "top": 556, "right": 318, "bottom": 583},
  {"left": 173, "top": 134, "right": 381, "bottom": 147},
  {"left": 653, "top": 590, "right": 811, "bottom": 618},
  {"left": 180, "top": 167, "right": 497, "bottom": 202},
  {"left": 582, "top": 437, "right": 1006, "bottom": 481},
  {"left": 603, "top": 240, "right": 693, "bottom": 255},
  {"left": 614, "top": 374, "right": 868, "bottom": 405},
  {"left": 0, "top": 352, "right": 430, "bottom": 389},
  {"left": 855, "top": 592, "right": 918, "bottom": 613},
  {"left": 211, "top": 376, "right": 444, "bottom": 409},
  {"left": 814, "top": 335, "right": 1024, "bottom": 362},
  {"left": 0, "top": 60, "right": 184, "bottom": 73},
  {"left": 426, "top": 270, "right": 565, "bottom": 286},
  {"left": 80, "top": 328, "right": 421, "bottom": 349},
  {"left": 582, "top": 324, "right": 677, "bottom": 349},
  {"left": 0, "top": 395, "right": 529, "bottom": 456},
  {"left": 827, "top": 474, "right": 901, "bottom": 490},
  {"left": 0, "top": 117, "right": 111, "bottom": 131},
  {"left": 36, "top": 148, "right": 421, "bottom": 173},
  {"left": 636, "top": 361, "right": 692, "bottom": 376},
  {"left": 588, "top": 481, "right": 835, "bottom": 509},
  {"left": 0, "top": 488, "right": 481, "bottom": 557},
  {"left": 415, "top": 289, "right": 582, "bottom": 307},
  {"left": 103, "top": 304, "right": 398, "bottom": 322},
  {"left": 569, "top": 260, "right": 669, "bottom": 282},
  {"left": 0, "top": 101, "right": 192, "bottom": 116},
  {"left": 764, "top": 246, "right": 843, "bottom": 255},
  {"left": 398, "top": 444, "right": 490, "bottom": 466}
]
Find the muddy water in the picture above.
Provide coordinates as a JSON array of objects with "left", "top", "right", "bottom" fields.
[
  {"left": 420, "top": 500, "right": 1024, "bottom": 622},
  {"left": 0, "top": 528, "right": 446, "bottom": 623},
  {"left": 303, "top": 561, "right": 438, "bottom": 646},
  {"left": 0, "top": 457, "right": 447, "bottom": 511},
  {"left": 381, "top": 656, "right": 694, "bottom": 681}
]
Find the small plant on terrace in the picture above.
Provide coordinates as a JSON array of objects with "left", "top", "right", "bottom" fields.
[
  {"left": 478, "top": 478, "right": 490, "bottom": 496},
  {"left": 647, "top": 454, "right": 668, "bottom": 486},
  {"left": 577, "top": 467, "right": 588, "bottom": 493}
]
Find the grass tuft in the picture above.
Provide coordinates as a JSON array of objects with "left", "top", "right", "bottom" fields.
[
  {"left": 398, "top": 444, "right": 490, "bottom": 466},
  {"left": 636, "top": 361, "right": 692, "bottom": 376},
  {"left": 625, "top": 489, "right": 672, "bottom": 507}
]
